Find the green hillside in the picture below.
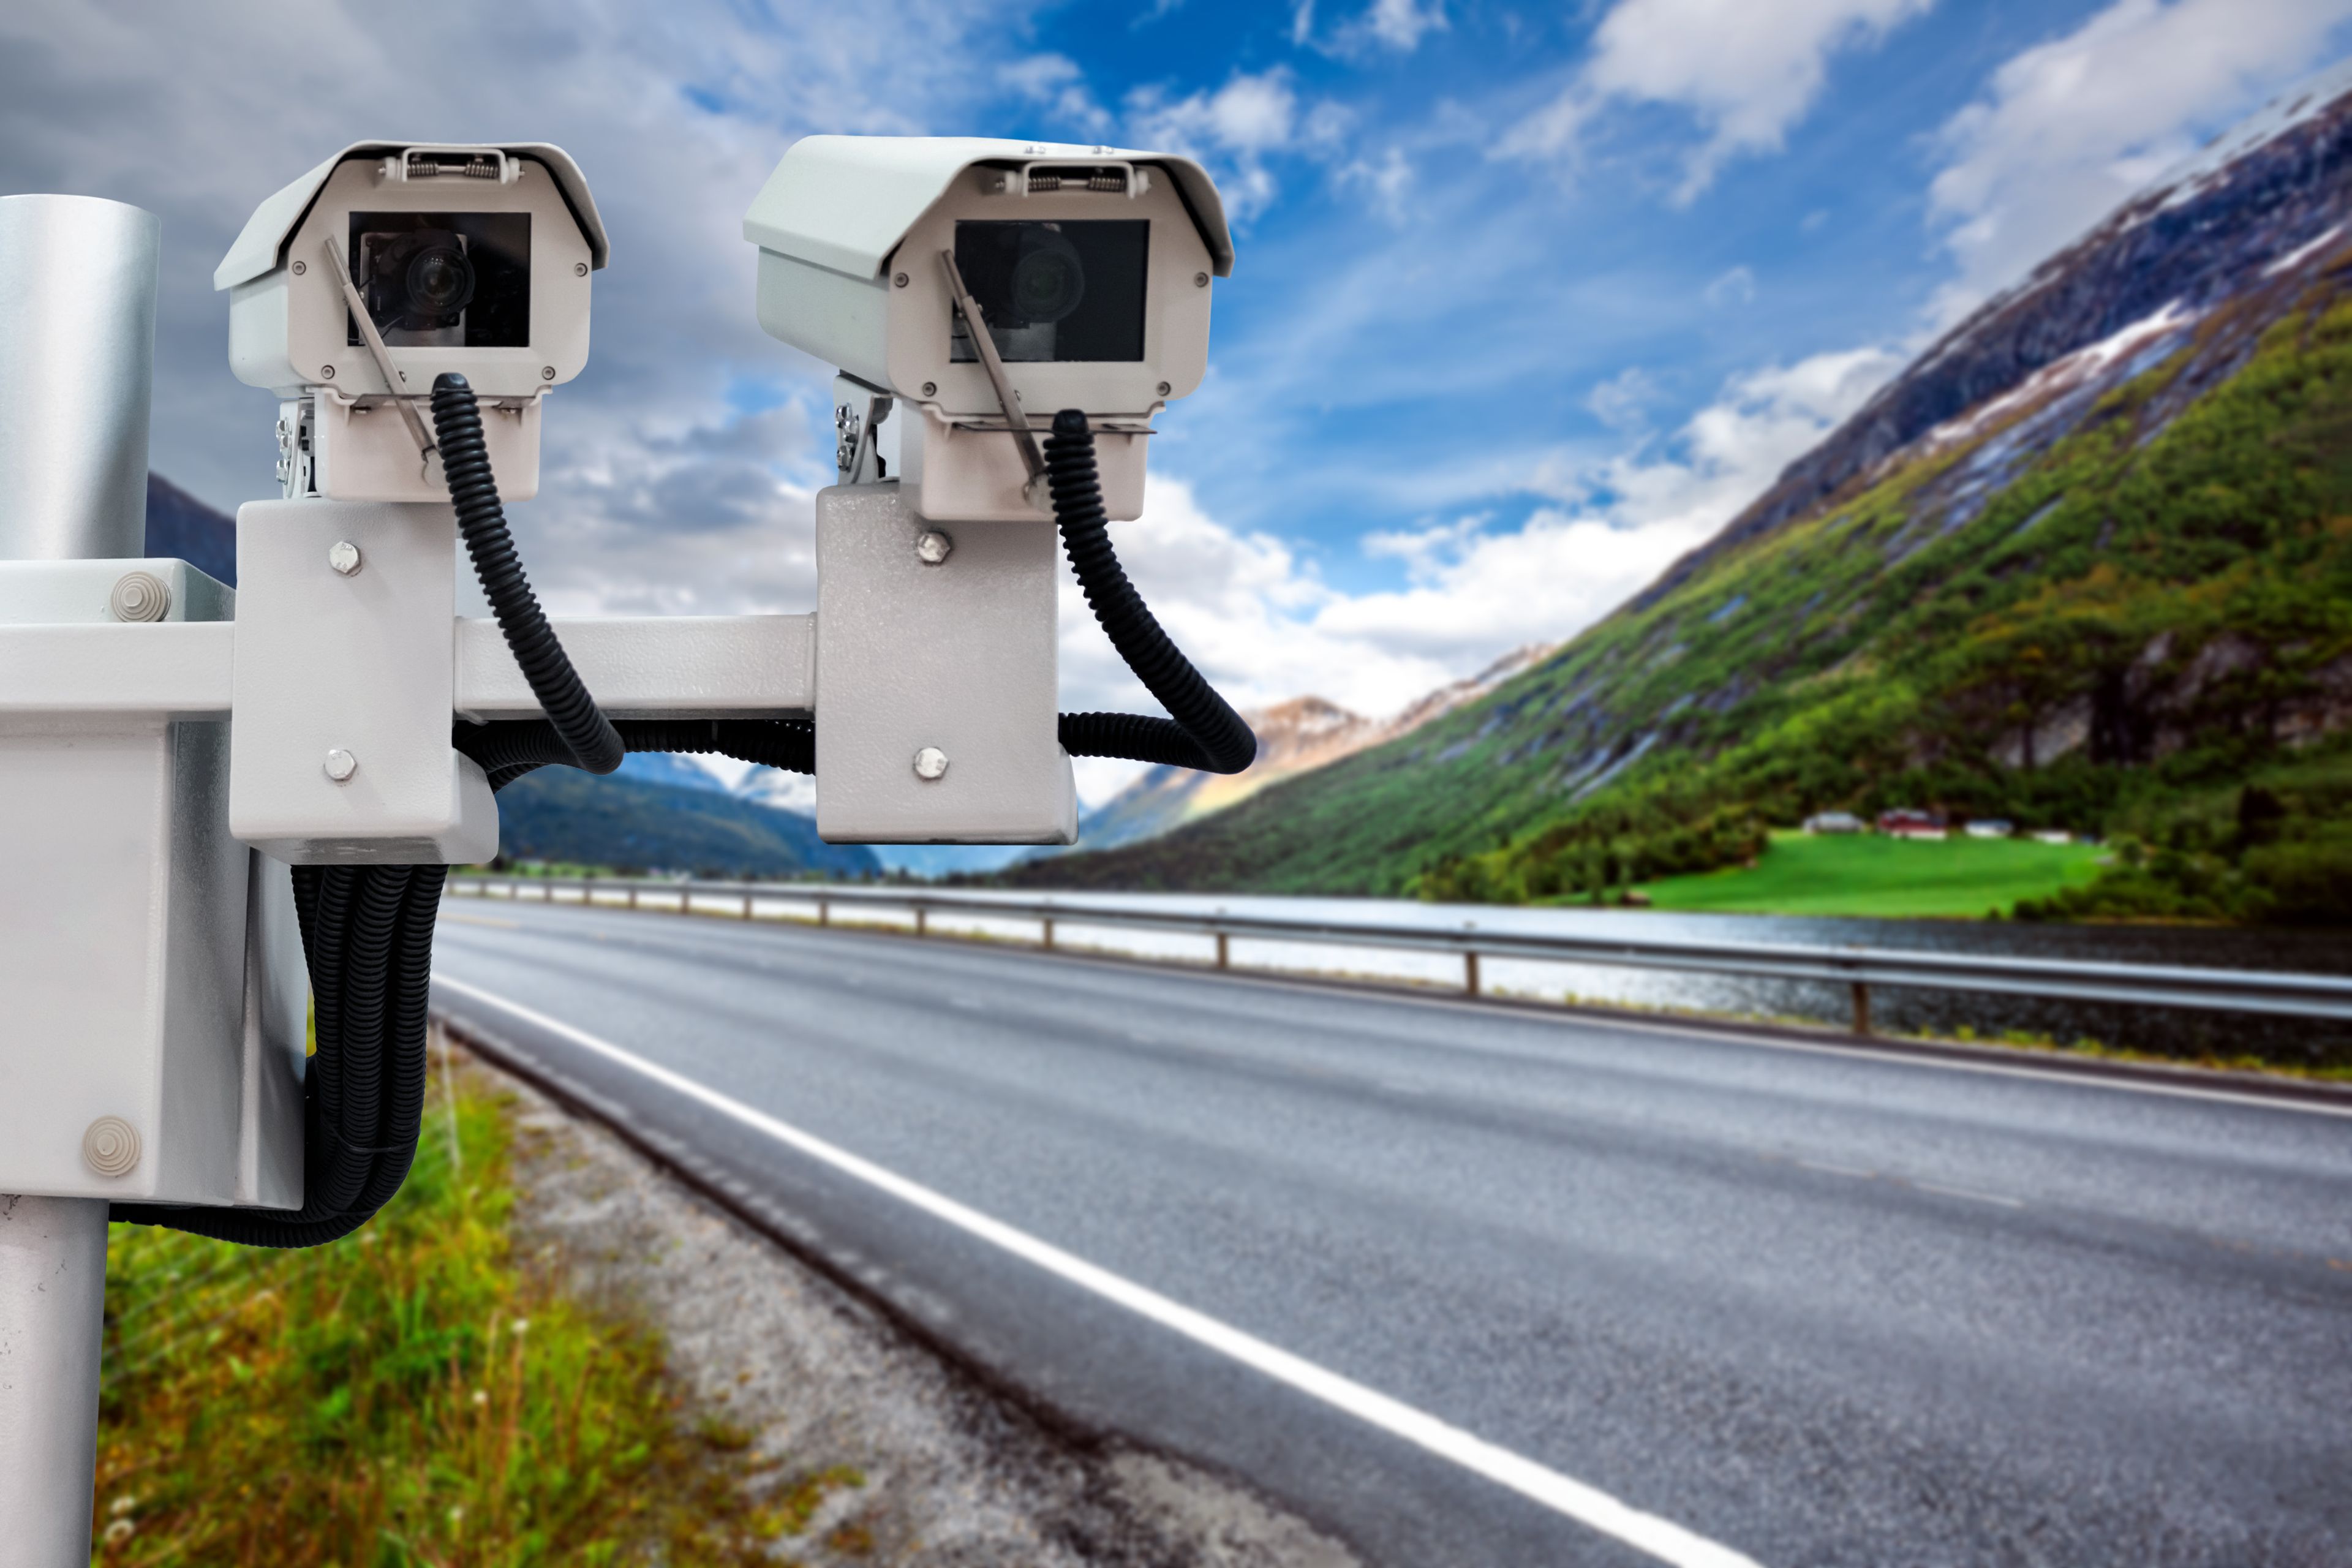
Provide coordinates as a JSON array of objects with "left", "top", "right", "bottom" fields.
[
  {"left": 1006, "top": 278, "right": 2352, "bottom": 923},
  {"left": 1632, "top": 832, "right": 2105, "bottom": 919}
]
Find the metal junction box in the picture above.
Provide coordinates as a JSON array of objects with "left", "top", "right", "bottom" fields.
[{"left": 0, "top": 560, "right": 305, "bottom": 1207}]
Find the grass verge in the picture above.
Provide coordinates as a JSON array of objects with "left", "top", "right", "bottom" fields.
[
  {"left": 93, "top": 1042, "right": 859, "bottom": 1566},
  {"left": 1633, "top": 829, "right": 2106, "bottom": 918}
]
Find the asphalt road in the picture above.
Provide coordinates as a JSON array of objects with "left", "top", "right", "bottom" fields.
[{"left": 431, "top": 899, "right": 2352, "bottom": 1568}]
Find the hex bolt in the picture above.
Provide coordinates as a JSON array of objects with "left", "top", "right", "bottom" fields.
[
  {"left": 894, "top": 271, "right": 910, "bottom": 288},
  {"left": 323, "top": 748, "right": 358, "bottom": 783},
  {"left": 914, "top": 529, "right": 953, "bottom": 565},
  {"left": 292, "top": 259, "right": 307, "bottom": 275},
  {"left": 921, "top": 380, "right": 938, "bottom": 398},
  {"left": 82, "top": 1117, "right": 140, "bottom": 1178},
  {"left": 1194, "top": 271, "right": 1209, "bottom": 287},
  {"left": 541, "top": 365, "right": 557, "bottom": 380},
  {"left": 912, "top": 746, "right": 949, "bottom": 782},
  {"left": 574, "top": 261, "right": 589, "bottom": 276},
  {"left": 1156, "top": 380, "right": 1172, "bottom": 396},
  {"left": 320, "top": 364, "right": 336, "bottom": 379},
  {"left": 108, "top": 570, "right": 170, "bottom": 623},
  {"left": 327, "top": 540, "right": 363, "bottom": 576}
]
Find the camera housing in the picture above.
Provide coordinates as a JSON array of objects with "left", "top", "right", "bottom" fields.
[
  {"left": 745, "top": 137, "right": 1233, "bottom": 521},
  {"left": 217, "top": 142, "right": 607, "bottom": 502}
]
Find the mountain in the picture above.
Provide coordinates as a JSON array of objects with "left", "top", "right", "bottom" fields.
[
  {"left": 492, "top": 769, "right": 878, "bottom": 879},
  {"left": 1001, "top": 63, "right": 2352, "bottom": 925},
  {"left": 145, "top": 475, "right": 238, "bottom": 584},
  {"left": 1061, "top": 643, "right": 1558, "bottom": 857}
]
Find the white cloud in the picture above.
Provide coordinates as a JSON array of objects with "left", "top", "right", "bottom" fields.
[
  {"left": 1925, "top": 0, "right": 2352, "bottom": 317},
  {"left": 1586, "top": 366, "right": 1662, "bottom": 430},
  {"left": 1359, "top": 0, "right": 1449, "bottom": 52},
  {"left": 1065, "top": 343, "right": 1899, "bottom": 795},
  {"left": 1703, "top": 263, "right": 1757, "bottom": 307},
  {"left": 1504, "top": 0, "right": 1933, "bottom": 200},
  {"left": 1003, "top": 52, "right": 1114, "bottom": 136},
  {"left": 1125, "top": 68, "right": 1317, "bottom": 221}
]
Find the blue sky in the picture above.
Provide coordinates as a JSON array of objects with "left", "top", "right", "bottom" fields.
[{"left": 5, "top": 0, "right": 2350, "bottom": 799}]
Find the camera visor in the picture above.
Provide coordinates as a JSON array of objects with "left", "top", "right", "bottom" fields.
[
  {"left": 952, "top": 219, "right": 1147, "bottom": 363},
  {"left": 347, "top": 211, "right": 531, "bottom": 349}
]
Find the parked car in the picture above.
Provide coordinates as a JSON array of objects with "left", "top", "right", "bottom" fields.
[
  {"left": 1802, "top": 811, "right": 1865, "bottom": 834},
  {"left": 1879, "top": 809, "right": 1948, "bottom": 840},
  {"left": 1964, "top": 819, "right": 2013, "bottom": 839}
]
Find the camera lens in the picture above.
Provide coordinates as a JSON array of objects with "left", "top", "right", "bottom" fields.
[
  {"left": 404, "top": 243, "right": 475, "bottom": 318},
  {"left": 1009, "top": 228, "right": 1085, "bottom": 324}
]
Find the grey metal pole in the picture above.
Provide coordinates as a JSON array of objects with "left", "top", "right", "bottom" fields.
[
  {"left": 0, "top": 194, "right": 159, "bottom": 1566},
  {"left": 0, "top": 1196, "right": 108, "bottom": 1567},
  {"left": 0, "top": 195, "right": 160, "bottom": 560}
]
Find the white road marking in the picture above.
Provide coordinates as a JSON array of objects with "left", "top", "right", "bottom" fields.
[
  {"left": 1915, "top": 1182, "right": 2026, "bottom": 1209},
  {"left": 1796, "top": 1159, "right": 1874, "bottom": 1179},
  {"left": 432, "top": 972, "right": 1767, "bottom": 1568}
]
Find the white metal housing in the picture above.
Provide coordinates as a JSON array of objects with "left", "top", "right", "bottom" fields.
[
  {"left": 220, "top": 142, "right": 605, "bottom": 502},
  {"left": 748, "top": 137, "right": 1231, "bottom": 521},
  {"left": 0, "top": 560, "right": 304, "bottom": 1209}
]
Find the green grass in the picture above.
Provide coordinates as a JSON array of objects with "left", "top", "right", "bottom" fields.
[
  {"left": 93, "top": 1046, "right": 857, "bottom": 1566},
  {"left": 1632, "top": 829, "right": 2106, "bottom": 918}
]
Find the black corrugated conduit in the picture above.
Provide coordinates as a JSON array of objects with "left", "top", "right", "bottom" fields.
[
  {"left": 432, "top": 372, "right": 624, "bottom": 775},
  {"left": 111, "top": 864, "right": 445, "bottom": 1247},
  {"left": 118, "top": 379, "right": 628, "bottom": 1246},
  {"left": 1044, "top": 410, "right": 1256, "bottom": 775},
  {"left": 455, "top": 717, "right": 815, "bottom": 793}
]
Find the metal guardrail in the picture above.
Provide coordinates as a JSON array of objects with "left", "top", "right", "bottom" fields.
[{"left": 443, "top": 873, "right": 2352, "bottom": 1035}]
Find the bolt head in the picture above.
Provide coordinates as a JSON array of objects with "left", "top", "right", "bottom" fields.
[
  {"left": 574, "top": 261, "right": 589, "bottom": 276},
  {"left": 108, "top": 571, "right": 171, "bottom": 623},
  {"left": 320, "top": 364, "right": 336, "bottom": 379},
  {"left": 894, "top": 271, "right": 910, "bottom": 288},
  {"left": 1194, "top": 271, "right": 1209, "bottom": 287},
  {"left": 912, "top": 746, "right": 949, "bottom": 782},
  {"left": 914, "top": 529, "right": 953, "bottom": 565},
  {"left": 82, "top": 1117, "right": 140, "bottom": 1178},
  {"left": 1156, "top": 380, "right": 1172, "bottom": 397},
  {"left": 292, "top": 258, "right": 307, "bottom": 275},
  {"left": 921, "top": 380, "right": 938, "bottom": 398},
  {"left": 327, "top": 540, "right": 363, "bottom": 576},
  {"left": 323, "top": 748, "right": 358, "bottom": 783},
  {"left": 541, "top": 365, "right": 557, "bottom": 380}
]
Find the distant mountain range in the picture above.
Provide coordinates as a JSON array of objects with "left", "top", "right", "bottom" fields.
[
  {"left": 1000, "top": 61, "right": 2352, "bottom": 925},
  {"left": 1058, "top": 643, "right": 1556, "bottom": 856},
  {"left": 491, "top": 767, "right": 876, "bottom": 878}
]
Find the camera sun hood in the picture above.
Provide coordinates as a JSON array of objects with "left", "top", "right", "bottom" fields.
[
  {"left": 741, "top": 135, "right": 1234, "bottom": 284},
  {"left": 213, "top": 140, "right": 609, "bottom": 293}
]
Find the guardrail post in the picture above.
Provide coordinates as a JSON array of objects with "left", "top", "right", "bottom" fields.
[
  {"left": 1465, "top": 951, "right": 1481, "bottom": 997},
  {"left": 742, "top": 891, "right": 753, "bottom": 920},
  {"left": 679, "top": 886, "right": 692, "bottom": 916},
  {"left": 818, "top": 899, "right": 829, "bottom": 927},
  {"left": 1216, "top": 932, "right": 1230, "bottom": 971},
  {"left": 1850, "top": 981, "right": 1871, "bottom": 1036},
  {"left": 627, "top": 884, "right": 638, "bottom": 910},
  {"left": 1041, "top": 916, "right": 1054, "bottom": 951},
  {"left": 915, "top": 907, "right": 928, "bottom": 938}
]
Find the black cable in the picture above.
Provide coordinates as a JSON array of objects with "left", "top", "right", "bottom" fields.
[
  {"left": 431, "top": 372, "right": 623, "bottom": 775},
  {"left": 456, "top": 717, "right": 815, "bottom": 794},
  {"left": 110, "top": 864, "right": 445, "bottom": 1248},
  {"left": 1045, "top": 410, "right": 1256, "bottom": 775}
]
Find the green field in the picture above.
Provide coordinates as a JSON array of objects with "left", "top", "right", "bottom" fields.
[{"left": 1632, "top": 830, "right": 2105, "bottom": 918}]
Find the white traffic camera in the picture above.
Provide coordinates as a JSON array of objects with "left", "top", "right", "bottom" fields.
[
  {"left": 744, "top": 137, "right": 1233, "bottom": 520},
  {"left": 217, "top": 142, "right": 608, "bottom": 503}
]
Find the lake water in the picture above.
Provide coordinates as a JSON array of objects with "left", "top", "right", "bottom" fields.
[{"left": 777, "top": 889, "right": 2352, "bottom": 1067}]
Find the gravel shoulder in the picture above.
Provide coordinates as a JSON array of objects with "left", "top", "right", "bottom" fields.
[{"left": 447, "top": 1028, "right": 1362, "bottom": 1567}]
